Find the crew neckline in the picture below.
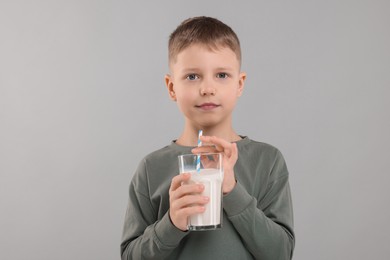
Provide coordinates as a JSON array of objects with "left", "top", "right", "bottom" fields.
[{"left": 169, "top": 136, "right": 250, "bottom": 153}]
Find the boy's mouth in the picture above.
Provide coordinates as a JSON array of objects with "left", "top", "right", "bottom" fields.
[{"left": 196, "top": 103, "right": 220, "bottom": 110}]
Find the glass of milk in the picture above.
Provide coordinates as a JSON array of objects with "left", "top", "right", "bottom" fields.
[{"left": 178, "top": 153, "right": 223, "bottom": 231}]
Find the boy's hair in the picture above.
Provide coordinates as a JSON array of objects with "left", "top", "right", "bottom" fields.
[{"left": 168, "top": 16, "right": 241, "bottom": 64}]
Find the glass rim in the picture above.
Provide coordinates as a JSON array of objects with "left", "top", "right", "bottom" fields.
[{"left": 178, "top": 152, "right": 222, "bottom": 158}]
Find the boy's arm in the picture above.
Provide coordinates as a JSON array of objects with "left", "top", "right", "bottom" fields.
[
  {"left": 223, "top": 150, "right": 295, "bottom": 260},
  {"left": 120, "top": 161, "right": 188, "bottom": 260}
]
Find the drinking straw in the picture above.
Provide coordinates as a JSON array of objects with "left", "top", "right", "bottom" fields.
[{"left": 196, "top": 130, "right": 203, "bottom": 173}]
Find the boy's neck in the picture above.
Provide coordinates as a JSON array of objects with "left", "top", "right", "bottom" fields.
[{"left": 175, "top": 124, "right": 242, "bottom": 146}]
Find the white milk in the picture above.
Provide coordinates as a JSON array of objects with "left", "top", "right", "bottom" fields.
[{"left": 187, "top": 169, "right": 223, "bottom": 229}]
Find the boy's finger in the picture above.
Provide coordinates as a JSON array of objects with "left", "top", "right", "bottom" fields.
[
  {"left": 200, "top": 136, "right": 232, "bottom": 150},
  {"left": 194, "top": 137, "right": 235, "bottom": 157},
  {"left": 170, "top": 173, "right": 190, "bottom": 192},
  {"left": 191, "top": 146, "right": 219, "bottom": 154},
  {"left": 174, "top": 194, "right": 209, "bottom": 209},
  {"left": 177, "top": 205, "right": 206, "bottom": 219},
  {"left": 171, "top": 183, "right": 204, "bottom": 201}
]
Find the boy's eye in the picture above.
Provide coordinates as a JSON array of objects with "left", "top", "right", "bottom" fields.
[
  {"left": 216, "top": 73, "right": 228, "bottom": 79},
  {"left": 186, "top": 74, "right": 199, "bottom": 81}
]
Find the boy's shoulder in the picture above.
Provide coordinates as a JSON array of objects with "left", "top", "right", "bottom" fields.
[
  {"left": 239, "top": 136, "right": 282, "bottom": 156},
  {"left": 141, "top": 145, "right": 173, "bottom": 162},
  {"left": 140, "top": 141, "right": 190, "bottom": 164},
  {"left": 240, "top": 138, "right": 289, "bottom": 180}
]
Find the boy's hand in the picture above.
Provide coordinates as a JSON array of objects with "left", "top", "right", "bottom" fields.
[
  {"left": 169, "top": 173, "right": 209, "bottom": 231},
  {"left": 191, "top": 136, "right": 238, "bottom": 194}
]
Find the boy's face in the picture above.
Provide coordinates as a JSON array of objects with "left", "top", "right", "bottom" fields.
[{"left": 165, "top": 44, "right": 246, "bottom": 130}]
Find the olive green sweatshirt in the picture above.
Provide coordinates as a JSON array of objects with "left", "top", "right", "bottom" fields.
[{"left": 121, "top": 137, "right": 294, "bottom": 259}]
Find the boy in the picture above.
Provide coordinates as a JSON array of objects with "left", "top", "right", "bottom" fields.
[{"left": 121, "top": 16, "right": 294, "bottom": 259}]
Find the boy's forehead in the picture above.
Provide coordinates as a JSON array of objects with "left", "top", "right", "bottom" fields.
[{"left": 170, "top": 43, "right": 240, "bottom": 68}]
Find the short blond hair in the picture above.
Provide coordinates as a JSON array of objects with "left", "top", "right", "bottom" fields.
[{"left": 168, "top": 16, "right": 241, "bottom": 64}]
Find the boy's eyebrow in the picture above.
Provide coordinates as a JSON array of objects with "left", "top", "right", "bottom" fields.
[
  {"left": 180, "top": 67, "right": 235, "bottom": 73},
  {"left": 214, "top": 67, "right": 235, "bottom": 71},
  {"left": 180, "top": 68, "right": 201, "bottom": 73}
]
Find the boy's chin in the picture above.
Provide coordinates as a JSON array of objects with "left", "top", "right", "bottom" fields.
[{"left": 194, "top": 119, "right": 226, "bottom": 129}]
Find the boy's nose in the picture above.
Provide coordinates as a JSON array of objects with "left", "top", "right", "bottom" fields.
[{"left": 200, "top": 85, "right": 216, "bottom": 96}]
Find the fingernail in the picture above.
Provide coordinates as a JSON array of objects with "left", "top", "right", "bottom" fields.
[{"left": 203, "top": 196, "right": 209, "bottom": 202}]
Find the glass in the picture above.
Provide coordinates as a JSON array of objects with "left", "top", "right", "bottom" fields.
[{"left": 178, "top": 153, "right": 223, "bottom": 231}]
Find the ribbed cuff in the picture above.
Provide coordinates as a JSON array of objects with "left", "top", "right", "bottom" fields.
[
  {"left": 223, "top": 181, "right": 253, "bottom": 217},
  {"left": 154, "top": 212, "right": 188, "bottom": 248}
]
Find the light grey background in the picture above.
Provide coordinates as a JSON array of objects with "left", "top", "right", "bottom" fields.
[{"left": 1, "top": 0, "right": 389, "bottom": 259}]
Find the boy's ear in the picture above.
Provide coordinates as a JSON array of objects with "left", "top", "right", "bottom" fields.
[
  {"left": 165, "top": 74, "right": 177, "bottom": 101},
  {"left": 237, "top": 72, "right": 246, "bottom": 97}
]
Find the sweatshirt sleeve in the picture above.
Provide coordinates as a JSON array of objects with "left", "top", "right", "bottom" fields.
[
  {"left": 120, "top": 160, "right": 188, "bottom": 260},
  {"left": 223, "top": 150, "right": 295, "bottom": 260}
]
